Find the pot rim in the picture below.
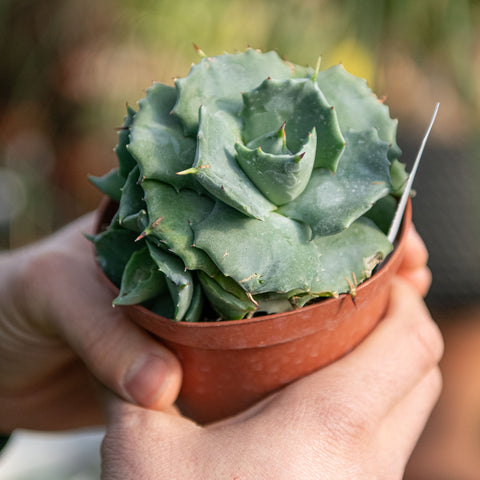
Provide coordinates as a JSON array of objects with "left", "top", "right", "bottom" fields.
[{"left": 94, "top": 197, "right": 411, "bottom": 332}]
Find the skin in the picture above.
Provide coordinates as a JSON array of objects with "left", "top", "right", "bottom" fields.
[
  {"left": 101, "top": 226, "right": 441, "bottom": 480},
  {"left": 0, "top": 215, "right": 442, "bottom": 479},
  {"left": 0, "top": 213, "right": 182, "bottom": 431}
]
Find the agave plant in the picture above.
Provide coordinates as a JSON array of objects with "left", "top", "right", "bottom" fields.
[{"left": 90, "top": 48, "right": 408, "bottom": 322}]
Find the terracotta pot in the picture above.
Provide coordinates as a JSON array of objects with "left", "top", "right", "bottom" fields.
[{"left": 94, "top": 198, "right": 411, "bottom": 424}]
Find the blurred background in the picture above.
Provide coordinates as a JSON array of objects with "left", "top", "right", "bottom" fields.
[{"left": 1, "top": 0, "right": 479, "bottom": 478}]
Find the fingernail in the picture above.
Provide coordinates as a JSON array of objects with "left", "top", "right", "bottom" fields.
[{"left": 124, "top": 354, "right": 169, "bottom": 406}]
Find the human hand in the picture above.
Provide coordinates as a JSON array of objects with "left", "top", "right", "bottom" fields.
[
  {"left": 396, "top": 224, "right": 431, "bottom": 297},
  {"left": 101, "top": 237, "right": 443, "bottom": 479},
  {"left": 0, "top": 213, "right": 182, "bottom": 432}
]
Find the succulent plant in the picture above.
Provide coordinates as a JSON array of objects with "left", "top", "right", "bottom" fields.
[{"left": 90, "top": 48, "right": 408, "bottom": 322}]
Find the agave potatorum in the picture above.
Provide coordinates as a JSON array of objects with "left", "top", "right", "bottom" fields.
[{"left": 90, "top": 49, "right": 408, "bottom": 322}]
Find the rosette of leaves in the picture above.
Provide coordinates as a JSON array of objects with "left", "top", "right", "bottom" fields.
[{"left": 90, "top": 48, "right": 408, "bottom": 322}]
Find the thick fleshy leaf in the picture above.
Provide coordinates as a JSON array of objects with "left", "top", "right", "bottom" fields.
[
  {"left": 288, "top": 290, "right": 338, "bottom": 309},
  {"left": 189, "top": 106, "right": 275, "bottom": 219},
  {"left": 91, "top": 49, "right": 408, "bottom": 322},
  {"left": 90, "top": 227, "right": 143, "bottom": 287},
  {"left": 128, "top": 83, "right": 198, "bottom": 191},
  {"left": 278, "top": 129, "right": 391, "bottom": 236},
  {"left": 287, "top": 61, "right": 314, "bottom": 79},
  {"left": 211, "top": 267, "right": 253, "bottom": 300},
  {"left": 364, "top": 195, "right": 398, "bottom": 235},
  {"left": 241, "top": 78, "right": 345, "bottom": 172},
  {"left": 173, "top": 49, "right": 292, "bottom": 136},
  {"left": 390, "top": 159, "right": 409, "bottom": 196},
  {"left": 144, "top": 294, "right": 175, "bottom": 320},
  {"left": 253, "top": 292, "right": 294, "bottom": 315},
  {"left": 118, "top": 166, "right": 148, "bottom": 233},
  {"left": 194, "top": 201, "right": 311, "bottom": 295},
  {"left": 193, "top": 201, "right": 392, "bottom": 296},
  {"left": 182, "top": 281, "right": 204, "bottom": 323},
  {"left": 119, "top": 210, "right": 148, "bottom": 234},
  {"left": 235, "top": 128, "right": 317, "bottom": 206},
  {"left": 114, "top": 247, "right": 167, "bottom": 306},
  {"left": 146, "top": 241, "right": 194, "bottom": 321},
  {"left": 140, "top": 180, "right": 217, "bottom": 274},
  {"left": 89, "top": 168, "right": 124, "bottom": 203},
  {"left": 197, "top": 271, "right": 256, "bottom": 320},
  {"left": 115, "top": 105, "right": 138, "bottom": 179},
  {"left": 316, "top": 64, "right": 401, "bottom": 160}
]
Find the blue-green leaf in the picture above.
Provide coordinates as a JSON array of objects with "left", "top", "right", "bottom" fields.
[
  {"left": 182, "top": 280, "right": 204, "bottom": 323},
  {"left": 115, "top": 105, "right": 138, "bottom": 179},
  {"left": 241, "top": 78, "right": 345, "bottom": 172},
  {"left": 146, "top": 241, "right": 194, "bottom": 321},
  {"left": 89, "top": 168, "right": 124, "bottom": 203},
  {"left": 390, "top": 159, "right": 409, "bottom": 196},
  {"left": 140, "top": 180, "right": 217, "bottom": 274},
  {"left": 190, "top": 106, "right": 276, "bottom": 219},
  {"left": 278, "top": 129, "right": 391, "bottom": 236},
  {"left": 128, "top": 83, "right": 199, "bottom": 192},
  {"left": 113, "top": 247, "right": 167, "bottom": 306},
  {"left": 235, "top": 128, "right": 317, "bottom": 206},
  {"left": 118, "top": 166, "right": 148, "bottom": 233},
  {"left": 193, "top": 201, "right": 392, "bottom": 296},
  {"left": 90, "top": 227, "right": 143, "bottom": 287},
  {"left": 197, "top": 271, "right": 256, "bottom": 320},
  {"left": 173, "top": 49, "right": 293, "bottom": 136},
  {"left": 316, "top": 64, "right": 401, "bottom": 160}
]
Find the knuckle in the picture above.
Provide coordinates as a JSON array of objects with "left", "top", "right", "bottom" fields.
[
  {"left": 328, "top": 401, "right": 372, "bottom": 444},
  {"left": 313, "top": 387, "right": 374, "bottom": 447},
  {"left": 282, "top": 376, "right": 376, "bottom": 445},
  {"left": 409, "top": 314, "right": 444, "bottom": 369}
]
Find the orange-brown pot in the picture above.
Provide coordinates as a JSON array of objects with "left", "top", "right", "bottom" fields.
[{"left": 95, "top": 199, "right": 411, "bottom": 424}]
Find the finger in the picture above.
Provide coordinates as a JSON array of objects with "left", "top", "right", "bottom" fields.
[
  {"left": 60, "top": 263, "right": 183, "bottom": 411},
  {"left": 396, "top": 225, "right": 431, "bottom": 295},
  {"left": 398, "top": 225, "right": 429, "bottom": 273},
  {"left": 24, "top": 215, "right": 183, "bottom": 411},
  {"left": 334, "top": 277, "right": 443, "bottom": 414},
  {"left": 292, "top": 278, "right": 443, "bottom": 421},
  {"left": 0, "top": 358, "right": 105, "bottom": 431},
  {"left": 101, "top": 385, "right": 138, "bottom": 423},
  {"left": 100, "top": 388, "right": 201, "bottom": 480},
  {"left": 101, "top": 384, "right": 182, "bottom": 425},
  {"left": 397, "top": 265, "right": 432, "bottom": 297},
  {"left": 208, "top": 389, "right": 280, "bottom": 428},
  {"left": 220, "top": 278, "right": 443, "bottom": 430},
  {"left": 375, "top": 366, "right": 442, "bottom": 476}
]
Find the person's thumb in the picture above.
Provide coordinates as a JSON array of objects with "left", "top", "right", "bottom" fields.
[
  {"left": 57, "top": 289, "right": 183, "bottom": 411},
  {"left": 25, "top": 215, "right": 183, "bottom": 411}
]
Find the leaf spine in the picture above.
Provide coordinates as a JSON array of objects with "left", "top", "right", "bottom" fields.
[
  {"left": 193, "top": 43, "right": 207, "bottom": 58},
  {"left": 176, "top": 165, "right": 211, "bottom": 175},
  {"left": 311, "top": 56, "right": 322, "bottom": 82},
  {"left": 151, "top": 216, "right": 164, "bottom": 228},
  {"left": 246, "top": 292, "right": 259, "bottom": 307}
]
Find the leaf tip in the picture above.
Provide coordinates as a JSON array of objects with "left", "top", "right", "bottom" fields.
[
  {"left": 311, "top": 56, "right": 322, "bottom": 82},
  {"left": 193, "top": 43, "right": 207, "bottom": 58}
]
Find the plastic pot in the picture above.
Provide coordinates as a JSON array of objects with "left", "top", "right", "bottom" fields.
[{"left": 94, "top": 198, "right": 411, "bottom": 424}]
